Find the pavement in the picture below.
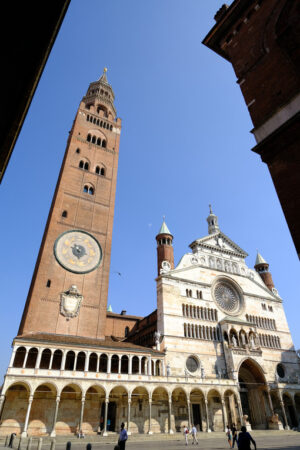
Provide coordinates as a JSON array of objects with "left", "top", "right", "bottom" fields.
[{"left": 0, "top": 431, "right": 300, "bottom": 450}]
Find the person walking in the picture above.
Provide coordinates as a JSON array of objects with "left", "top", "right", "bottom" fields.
[
  {"left": 226, "top": 425, "right": 232, "bottom": 448},
  {"left": 231, "top": 423, "right": 237, "bottom": 448},
  {"left": 183, "top": 425, "right": 189, "bottom": 445},
  {"left": 237, "top": 426, "right": 256, "bottom": 450},
  {"left": 118, "top": 422, "right": 128, "bottom": 450},
  {"left": 191, "top": 424, "right": 198, "bottom": 445}
]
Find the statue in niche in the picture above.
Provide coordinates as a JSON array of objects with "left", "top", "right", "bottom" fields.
[
  {"left": 250, "top": 334, "right": 255, "bottom": 349},
  {"left": 154, "top": 331, "right": 161, "bottom": 346},
  {"left": 241, "top": 332, "right": 246, "bottom": 346},
  {"left": 232, "top": 335, "right": 238, "bottom": 347}
]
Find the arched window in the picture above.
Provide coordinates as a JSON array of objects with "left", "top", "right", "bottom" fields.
[
  {"left": 88, "top": 353, "right": 97, "bottom": 372},
  {"left": 87, "top": 134, "right": 91, "bottom": 142},
  {"left": 89, "top": 116, "right": 92, "bottom": 122},
  {"left": 76, "top": 148, "right": 80, "bottom": 154},
  {"left": 79, "top": 160, "right": 84, "bottom": 169},
  {"left": 84, "top": 162, "right": 89, "bottom": 170},
  {"left": 95, "top": 166, "right": 100, "bottom": 174},
  {"left": 100, "top": 167, "right": 105, "bottom": 176},
  {"left": 51, "top": 350, "right": 62, "bottom": 370},
  {"left": 97, "top": 119, "right": 100, "bottom": 126},
  {"left": 102, "top": 140, "right": 107, "bottom": 148},
  {"left": 83, "top": 185, "right": 88, "bottom": 193},
  {"left": 26, "top": 348, "right": 38, "bottom": 368},
  {"left": 86, "top": 115, "right": 89, "bottom": 121},
  {"left": 93, "top": 118, "right": 96, "bottom": 124},
  {"left": 92, "top": 135, "right": 96, "bottom": 144},
  {"left": 76, "top": 352, "right": 86, "bottom": 371},
  {"left": 88, "top": 187, "right": 94, "bottom": 195},
  {"left": 13, "top": 347, "right": 26, "bottom": 368},
  {"left": 110, "top": 125, "right": 113, "bottom": 131},
  {"left": 65, "top": 351, "right": 75, "bottom": 370},
  {"left": 62, "top": 210, "right": 67, "bottom": 218},
  {"left": 40, "top": 349, "right": 51, "bottom": 369},
  {"left": 97, "top": 137, "right": 101, "bottom": 146}
]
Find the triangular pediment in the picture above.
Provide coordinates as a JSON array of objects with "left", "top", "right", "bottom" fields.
[{"left": 189, "top": 231, "right": 248, "bottom": 258}]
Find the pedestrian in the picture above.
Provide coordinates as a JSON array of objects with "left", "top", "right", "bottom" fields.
[
  {"left": 8, "top": 433, "right": 16, "bottom": 448},
  {"left": 191, "top": 424, "right": 198, "bottom": 445},
  {"left": 231, "top": 423, "right": 237, "bottom": 448},
  {"left": 118, "top": 422, "right": 128, "bottom": 450},
  {"left": 183, "top": 425, "right": 189, "bottom": 446},
  {"left": 226, "top": 425, "right": 232, "bottom": 448},
  {"left": 237, "top": 426, "right": 256, "bottom": 450}
]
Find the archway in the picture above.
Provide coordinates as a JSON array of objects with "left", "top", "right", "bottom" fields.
[
  {"left": 56, "top": 384, "right": 82, "bottom": 435},
  {"left": 238, "top": 359, "right": 267, "bottom": 429},
  {"left": 106, "top": 386, "right": 128, "bottom": 432},
  {"left": 0, "top": 382, "right": 30, "bottom": 435},
  {"left": 294, "top": 393, "right": 300, "bottom": 424},
  {"left": 28, "top": 384, "right": 57, "bottom": 435},
  {"left": 130, "top": 386, "right": 149, "bottom": 433},
  {"left": 207, "top": 389, "right": 223, "bottom": 431},
  {"left": 223, "top": 390, "right": 240, "bottom": 429},
  {"left": 190, "top": 389, "right": 205, "bottom": 432},
  {"left": 171, "top": 387, "right": 188, "bottom": 432},
  {"left": 152, "top": 387, "right": 169, "bottom": 433},
  {"left": 283, "top": 393, "right": 298, "bottom": 428},
  {"left": 82, "top": 385, "right": 105, "bottom": 434}
]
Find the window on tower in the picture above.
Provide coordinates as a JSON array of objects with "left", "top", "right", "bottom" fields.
[
  {"left": 97, "top": 138, "right": 101, "bottom": 146},
  {"left": 76, "top": 148, "right": 80, "bottom": 154},
  {"left": 46, "top": 280, "right": 51, "bottom": 288},
  {"left": 92, "top": 136, "right": 96, "bottom": 144},
  {"left": 87, "top": 134, "right": 91, "bottom": 142},
  {"left": 62, "top": 210, "right": 68, "bottom": 218},
  {"left": 84, "top": 162, "right": 89, "bottom": 170},
  {"left": 89, "top": 187, "right": 94, "bottom": 195},
  {"left": 102, "top": 140, "right": 107, "bottom": 148},
  {"left": 101, "top": 167, "right": 105, "bottom": 176}
]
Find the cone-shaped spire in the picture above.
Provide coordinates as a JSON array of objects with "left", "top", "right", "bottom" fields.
[
  {"left": 107, "top": 304, "right": 113, "bottom": 312},
  {"left": 83, "top": 67, "right": 117, "bottom": 118},
  {"left": 255, "top": 251, "right": 268, "bottom": 266},
  {"left": 158, "top": 218, "right": 172, "bottom": 236},
  {"left": 99, "top": 67, "right": 108, "bottom": 84},
  {"left": 207, "top": 204, "right": 220, "bottom": 234}
]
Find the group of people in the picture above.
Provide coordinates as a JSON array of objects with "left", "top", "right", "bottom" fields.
[
  {"left": 226, "top": 423, "right": 256, "bottom": 450},
  {"left": 183, "top": 424, "right": 199, "bottom": 445}
]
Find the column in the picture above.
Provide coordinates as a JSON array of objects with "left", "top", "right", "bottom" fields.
[
  {"left": 237, "top": 397, "right": 244, "bottom": 426},
  {"left": 60, "top": 351, "right": 66, "bottom": 370},
  {"left": 0, "top": 395, "right": 5, "bottom": 421},
  {"left": 96, "top": 354, "right": 100, "bottom": 372},
  {"left": 35, "top": 348, "right": 43, "bottom": 369},
  {"left": 84, "top": 352, "right": 89, "bottom": 372},
  {"left": 148, "top": 357, "right": 152, "bottom": 376},
  {"left": 187, "top": 399, "right": 191, "bottom": 429},
  {"left": 49, "top": 351, "right": 54, "bottom": 370},
  {"left": 204, "top": 399, "right": 211, "bottom": 432},
  {"left": 9, "top": 348, "right": 16, "bottom": 367},
  {"left": 168, "top": 396, "right": 173, "bottom": 434},
  {"left": 280, "top": 400, "right": 289, "bottom": 429},
  {"left": 79, "top": 397, "right": 85, "bottom": 431},
  {"left": 118, "top": 356, "right": 122, "bottom": 374},
  {"left": 266, "top": 388, "right": 274, "bottom": 415},
  {"left": 107, "top": 355, "right": 112, "bottom": 374},
  {"left": 50, "top": 396, "right": 60, "bottom": 437},
  {"left": 21, "top": 395, "right": 33, "bottom": 437},
  {"left": 128, "top": 356, "right": 132, "bottom": 375},
  {"left": 22, "top": 348, "right": 29, "bottom": 368},
  {"left": 148, "top": 399, "right": 153, "bottom": 434},
  {"left": 103, "top": 398, "right": 109, "bottom": 436},
  {"left": 73, "top": 352, "right": 78, "bottom": 371},
  {"left": 162, "top": 360, "right": 165, "bottom": 377},
  {"left": 221, "top": 400, "right": 228, "bottom": 432},
  {"left": 127, "top": 396, "right": 131, "bottom": 435},
  {"left": 138, "top": 357, "right": 142, "bottom": 375}
]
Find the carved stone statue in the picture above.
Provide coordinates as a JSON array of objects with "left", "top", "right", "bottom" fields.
[
  {"left": 167, "top": 363, "right": 171, "bottom": 377},
  {"left": 232, "top": 335, "right": 237, "bottom": 347},
  {"left": 154, "top": 331, "right": 161, "bottom": 346},
  {"left": 250, "top": 334, "right": 255, "bottom": 349},
  {"left": 241, "top": 332, "right": 246, "bottom": 346}
]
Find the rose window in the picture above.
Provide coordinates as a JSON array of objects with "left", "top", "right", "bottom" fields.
[{"left": 213, "top": 282, "right": 241, "bottom": 315}]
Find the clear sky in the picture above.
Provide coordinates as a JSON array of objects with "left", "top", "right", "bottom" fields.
[{"left": 0, "top": 0, "right": 299, "bottom": 379}]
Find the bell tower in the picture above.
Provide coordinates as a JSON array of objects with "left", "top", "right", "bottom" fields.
[
  {"left": 18, "top": 69, "right": 122, "bottom": 340},
  {"left": 156, "top": 219, "right": 174, "bottom": 276},
  {"left": 254, "top": 251, "right": 275, "bottom": 291}
]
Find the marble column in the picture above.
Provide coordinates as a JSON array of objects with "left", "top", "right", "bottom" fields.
[
  {"left": 128, "top": 356, "right": 132, "bottom": 375},
  {"left": 79, "top": 397, "right": 85, "bottom": 431},
  {"left": 237, "top": 398, "right": 244, "bottom": 426},
  {"left": 148, "top": 357, "right": 152, "bottom": 376},
  {"left": 168, "top": 398, "right": 173, "bottom": 434},
  {"left": 22, "top": 349, "right": 29, "bottom": 369},
  {"left": 103, "top": 398, "right": 109, "bottom": 436},
  {"left": 118, "top": 356, "right": 122, "bottom": 374},
  {"left": 138, "top": 357, "right": 142, "bottom": 375},
  {"left": 205, "top": 399, "right": 211, "bottom": 432},
  {"left": 84, "top": 353, "right": 89, "bottom": 372},
  {"left": 127, "top": 397, "right": 131, "bottom": 435},
  {"left": 0, "top": 395, "right": 5, "bottom": 421},
  {"left": 187, "top": 399, "right": 191, "bottom": 429},
  {"left": 107, "top": 355, "right": 112, "bottom": 374},
  {"left": 73, "top": 353, "right": 78, "bottom": 371},
  {"left": 148, "top": 399, "right": 153, "bottom": 434},
  {"left": 50, "top": 396, "right": 60, "bottom": 437},
  {"left": 279, "top": 400, "right": 289, "bottom": 429},
  {"left": 35, "top": 348, "right": 43, "bottom": 369},
  {"left": 8, "top": 348, "right": 16, "bottom": 367},
  {"left": 21, "top": 395, "right": 33, "bottom": 437},
  {"left": 221, "top": 400, "right": 228, "bottom": 431},
  {"left": 49, "top": 351, "right": 54, "bottom": 370},
  {"left": 60, "top": 351, "right": 66, "bottom": 370}
]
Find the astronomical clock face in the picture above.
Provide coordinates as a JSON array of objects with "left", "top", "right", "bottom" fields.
[
  {"left": 213, "top": 280, "right": 242, "bottom": 315},
  {"left": 54, "top": 230, "right": 102, "bottom": 274}
]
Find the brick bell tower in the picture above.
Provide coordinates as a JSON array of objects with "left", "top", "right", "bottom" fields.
[
  {"left": 156, "top": 219, "right": 174, "bottom": 276},
  {"left": 254, "top": 251, "right": 275, "bottom": 291},
  {"left": 18, "top": 69, "right": 121, "bottom": 340}
]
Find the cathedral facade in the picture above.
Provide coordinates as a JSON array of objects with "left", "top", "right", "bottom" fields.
[{"left": 0, "top": 73, "right": 299, "bottom": 437}]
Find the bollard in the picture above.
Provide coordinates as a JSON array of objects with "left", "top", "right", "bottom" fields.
[
  {"left": 66, "top": 442, "right": 71, "bottom": 450},
  {"left": 37, "top": 438, "right": 43, "bottom": 450},
  {"left": 86, "top": 444, "right": 92, "bottom": 450},
  {"left": 5, "top": 436, "right": 9, "bottom": 447},
  {"left": 17, "top": 436, "right": 23, "bottom": 450},
  {"left": 26, "top": 437, "right": 32, "bottom": 450},
  {"left": 50, "top": 439, "right": 55, "bottom": 450}
]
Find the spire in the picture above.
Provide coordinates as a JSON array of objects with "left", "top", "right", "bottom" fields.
[
  {"left": 107, "top": 304, "right": 113, "bottom": 312},
  {"left": 99, "top": 67, "right": 108, "bottom": 84},
  {"left": 207, "top": 204, "right": 220, "bottom": 234},
  {"left": 255, "top": 251, "right": 268, "bottom": 266},
  {"left": 158, "top": 217, "right": 172, "bottom": 235}
]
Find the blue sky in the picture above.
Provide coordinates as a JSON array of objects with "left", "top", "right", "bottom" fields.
[{"left": 0, "top": 0, "right": 299, "bottom": 378}]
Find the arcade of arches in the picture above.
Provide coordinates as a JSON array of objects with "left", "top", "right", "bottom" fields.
[{"left": 0, "top": 358, "right": 299, "bottom": 436}]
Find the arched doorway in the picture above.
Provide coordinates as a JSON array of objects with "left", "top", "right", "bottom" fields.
[
  {"left": 238, "top": 359, "right": 268, "bottom": 429},
  {"left": 152, "top": 387, "right": 169, "bottom": 433},
  {"left": 171, "top": 388, "right": 188, "bottom": 432},
  {"left": 207, "top": 389, "right": 223, "bottom": 431},
  {"left": 130, "top": 386, "right": 149, "bottom": 433},
  {"left": 224, "top": 390, "right": 240, "bottom": 429},
  {"left": 190, "top": 389, "right": 205, "bottom": 432},
  {"left": 56, "top": 384, "right": 82, "bottom": 435},
  {"left": 82, "top": 385, "right": 105, "bottom": 434},
  {"left": 28, "top": 384, "right": 57, "bottom": 435},
  {"left": 0, "top": 382, "right": 30, "bottom": 435},
  {"left": 106, "top": 386, "right": 128, "bottom": 432},
  {"left": 283, "top": 393, "right": 298, "bottom": 428}
]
